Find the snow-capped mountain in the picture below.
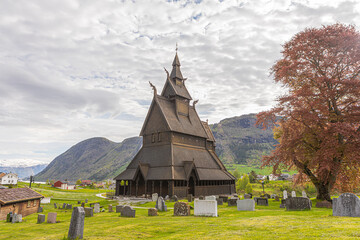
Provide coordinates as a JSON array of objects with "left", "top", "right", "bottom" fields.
[{"left": 0, "top": 159, "right": 48, "bottom": 179}]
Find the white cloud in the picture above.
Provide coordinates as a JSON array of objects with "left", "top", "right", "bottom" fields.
[{"left": 0, "top": 0, "right": 359, "bottom": 165}]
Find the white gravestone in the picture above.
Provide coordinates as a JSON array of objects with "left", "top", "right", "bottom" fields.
[
  {"left": 194, "top": 199, "right": 217, "bottom": 217},
  {"left": 94, "top": 203, "right": 100, "bottom": 213},
  {"left": 302, "top": 191, "right": 307, "bottom": 198},
  {"left": 291, "top": 191, "right": 296, "bottom": 197},
  {"left": 237, "top": 199, "right": 255, "bottom": 211},
  {"left": 152, "top": 193, "right": 158, "bottom": 202},
  {"left": 283, "top": 190, "right": 288, "bottom": 199},
  {"left": 205, "top": 196, "right": 216, "bottom": 201}
]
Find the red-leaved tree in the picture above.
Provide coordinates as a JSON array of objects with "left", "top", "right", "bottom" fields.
[{"left": 256, "top": 24, "right": 360, "bottom": 201}]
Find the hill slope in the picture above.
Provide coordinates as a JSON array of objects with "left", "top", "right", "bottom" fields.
[
  {"left": 211, "top": 113, "right": 277, "bottom": 165},
  {"left": 35, "top": 137, "right": 142, "bottom": 181}
]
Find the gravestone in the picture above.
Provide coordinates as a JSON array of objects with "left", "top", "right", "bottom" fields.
[
  {"left": 12, "top": 214, "right": 22, "bottom": 223},
  {"left": 237, "top": 199, "right": 255, "bottom": 211},
  {"left": 187, "top": 194, "right": 194, "bottom": 202},
  {"left": 194, "top": 199, "right": 217, "bottom": 217},
  {"left": 205, "top": 196, "right": 216, "bottom": 201},
  {"left": 54, "top": 203, "right": 57, "bottom": 209},
  {"left": 81, "top": 202, "right": 85, "bottom": 208},
  {"left": 228, "top": 198, "right": 238, "bottom": 207},
  {"left": 116, "top": 205, "right": 124, "bottom": 213},
  {"left": 170, "top": 195, "right": 178, "bottom": 202},
  {"left": 77, "top": 201, "right": 81, "bottom": 204},
  {"left": 316, "top": 200, "right": 332, "bottom": 209},
  {"left": 199, "top": 195, "right": 205, "bottom": 200},
  {"left": 37, "top": 214, "right": 45, "bottom": 224},
  {"left": 121, "top": 206, "right": 135, "bottom": 217},
  {"left": 63, "top": 203, "right": 67, "bottom": 209},
  {"left": 94, "top": 203, "right": 100, "bottom": 213},
  {"left": 66, "top": 204, "right": 73, "bottom": 210},
  {"left": 173, "top": 202, "right": 190, "bottom": 216},
  {"left": 152, "top": 193, "right": 158, "bottom": 202},
  {"left": 85, "top": 199, "right": 88, "bottom": 203},
  {"left": 164, "top": 195, "right": 170, "bottom": 201},
  {"left": 333, "top": 193, "right": 360, "bottom": 217},
  {"left": 286, "top": 197, "right": 311, "bottom": 211},
  {"left": 155, "top": 197, "right": 167, "bottom": 212},
  {"left": 6, "top": 212, "right": 12, "bottom": 222},
  {"left": 218, "top": 195, "right": 228, "bottom": 202},
  {"left": 84, "top": 207, "right": 93, "bottom": 217},
  {"left": 291, "top": 191, "right": 296, "bottom": 197},
  {"left": 283, "top": 190, "right": 288, "bottom": 199},
  {"left": 280, "top": 199, "right": 286, "bottom": 208},
  {"left": 270, "top": 194, "right": 277, "bottom": 199},
  {"left": 47, "top": 212, "right": 57, "bottom": 223},
  {"left": 148, "top": 208, "right": 158, "bottom": 216},
  {"left": 256, "top": 198, "right": 269, "bottom": 206},
  {"left": 302, "top": 191, "right": 307, "bottom": 198},
  {"left": 38, "top": 206, "right": 43, "bottom": 213},
  {"left": 262, "top": 193, "right": 271, "bottom": 199},
  {"left": 216, "top": 198, "right": 223, "bottom": 205},
  {"left": 244, "top": 194, "right": 252, "bottom": 199},
  {"left": 108, "top": 204, "right": 113, "bottom": 212},
  {"left": 68, "top": 207, "right": 85, "bottom": 240}
]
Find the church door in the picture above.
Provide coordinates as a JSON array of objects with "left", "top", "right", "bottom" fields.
[{"left": 188, "top": 176, "right": 195, "bottom": 196}]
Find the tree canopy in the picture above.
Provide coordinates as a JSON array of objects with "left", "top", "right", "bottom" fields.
[{"left": 257, "top": 24, "right": 360, "bottom": 201}]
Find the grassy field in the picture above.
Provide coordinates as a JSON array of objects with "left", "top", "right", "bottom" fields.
[
  {"left": 224, "top": 164, "right": 298, "bottom": 176},
  {"left": 1, "top": 183, "right": 359, "bottom": 239}
]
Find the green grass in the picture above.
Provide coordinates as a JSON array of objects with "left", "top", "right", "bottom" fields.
[
  {"left": 1, "top": 183, "right": 359, "bottom": 239},
  {"left": 225, "top": 164, "right": 298, "bottom": 176}
]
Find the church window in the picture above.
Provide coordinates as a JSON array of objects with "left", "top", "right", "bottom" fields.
[
  {"left": 152, "top": 133, "right": 156, "bottom": 143},
  {"left": 158, "top": 132, "right": 162, "bottom": 142}
]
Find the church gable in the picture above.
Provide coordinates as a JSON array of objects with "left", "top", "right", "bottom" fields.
[{"left": 140, "top": 100, "right": 169, "bottom": 137}]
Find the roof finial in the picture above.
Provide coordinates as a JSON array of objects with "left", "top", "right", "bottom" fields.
[{"left": 149, "top": 81, "right": 157, "bottom": 96}]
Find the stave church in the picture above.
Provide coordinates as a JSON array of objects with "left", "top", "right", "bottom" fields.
[{"left": 114, "top": 51, "right": 236, "bottom": 198}]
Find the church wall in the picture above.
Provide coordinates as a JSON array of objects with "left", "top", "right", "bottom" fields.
[
  {"left": 143, "top": 103, "right": 168, "bottom": 136},
  {"left": 143, "top": 131, "right": 171, "bottom": 146},
  {"left": 172, "top": 132, "right": 205, "bottom": 148},
  {"left": 174, "top": 187, "right": 188, "bottom": 198},
  {"left": 195, "top": 184, "right": 235, "bottom": 196}
]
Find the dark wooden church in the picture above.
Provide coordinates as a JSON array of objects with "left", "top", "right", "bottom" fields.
[{"left": 114, "top": 52, "right": 236, "bottom": 198}]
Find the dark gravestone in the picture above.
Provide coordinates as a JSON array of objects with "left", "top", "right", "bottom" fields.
[
  {"left": 54, "top": 203, "right": 57, "bottom": 209},
  {"left": 66, "top": 204, "right": 73, "bottom": 210},
  {"left": 316, "top": 200, "right": 332, "bottom": 209},
  {"left": 116, "top": 205, "right": 124, "bottom": 213},
  {"left": 244, "top": 194, "right": 252, "bottom": 199},
  {"left": 199, "top": 195, "right": 205, "bottom": 200},
  {"left": 81, "top": 202, "right": 85, "bottom": 208},
  {"left": 286, "top": 197, "right": 311, "bottom": 211},
  {"left": 108, "top": 205, "right": 113, "bottom": 212},
  {"left": 170, "top": 195, "right": 178, "bottom": 202},
  {"left": 187, "top": 194, "right": 194, "bottom": 202},
  {"left": 280, "top": 199, "right": 286, "bottom": 208},
  {"left": 173, "top": 202, "right": 190, "bottom": 216},
  {"left": 62, "top": 203, "right": 67, "bottom": 209},
  {"left": 37, "top": 214, "right": 45, "bottom": 224},
  {"left": 121, "top": 206, "right": 135, "bottom": 217},
  {"left": 216, "top": 198, "right": 223, "bottom": 205},
  {"left": 68, "top": 207, "right": 85, "bottom": 240},
  {"left": 37, "top": 207, "right": 43, "bottom": 213},
  {"left": 275, "top": 196, "right": 280, "bottom": 202},
  {"left": 84, "top": 207, "right": 93, "bottom": 217},
  {"left": 333, "top": 193, "right": 360, "bottom": 217},
  {"left": 219, "top": 195, "right": 228, "bottom": 202},
  {"left": 77, "top": 201, "right": 81, "bottom": 204},
  {"left": 228, "top": 198, "right": 238, "bottom": 206},
  {"left": 256, "top": 198, "right": 269, "bottom": 206},
  {"left": 85, "top": 199, "right": 88, "bottom": 203},
  {"left": 6, "top": 212, "right": 12, "bottom": 222},
  {"left": 263, "top": 193, "right": 271, "bottom": 199},
  {"left": 148, "top": 208, "right": 158, "bottom": 216}
]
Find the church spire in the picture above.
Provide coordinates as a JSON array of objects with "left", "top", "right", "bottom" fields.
[{"left": 170, "top": 45, "right": 184, "bottom": 80}]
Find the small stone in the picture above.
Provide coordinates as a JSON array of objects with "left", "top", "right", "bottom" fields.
[
  {"left": 173, "top": 202, "right": 190, "bottom": 216},
  {"left": 256, "top": 198, "right": 269, "bottom": 206},
  {"left": 228, "top": 198, "right": 238, "bottom": 206},
  {"left": 12, "top": 213, "right": 22, "bottom": 223},
  {"left": 37, "top": 214, "right": 45, "bottom": 224},
  {"left": 148, "top": 208, "right": 158, "bottom": 216},
  {"left": 37, "top": 207, "right": 43, "bottom": 213},
  {"left": 54, "top": 203, "right": 57, "bottom": 209},
  {"left": 66, "top": 204, "right": 73, "bottom": 210},
  {"left": 81, "top": 202, "right": 85, "bottom": 208},
  {"left": 85, "top": 199, "right": 88, "bottom": 203},
  {"left": 84, "top": 207, "right": 93, "bottom": 217},
  {"left": 121, "top": 206, "right": 135, "bottom": 217},
  {"left": 108, "top": 204, "right": 113, "bottom": 212},
  {"left": 170, "top": 195, "right": 178, "bottom": 202},
  {"left": 94, "top": 203, "right": 100, "bottom": 213},
  {"left": 47, "top": 212, "right": 57, "bottom": 223}
]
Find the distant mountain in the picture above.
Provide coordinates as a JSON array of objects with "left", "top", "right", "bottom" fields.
[
  {"left": 0, "top": 164, "right": 48, "bottom": 179},
  {"left": 35, "top": 114, "right": 277, "bottom": 181},
  {"left": 210, "top": 113, "right": 277, "bottom": 165},
  {"left": 35, "top": 137, "right": 142, "bottom": 182}
]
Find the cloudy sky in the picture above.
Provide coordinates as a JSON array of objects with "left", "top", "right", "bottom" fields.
[{"left": 0, "top": 0, "right": 359, "bottom": 166}]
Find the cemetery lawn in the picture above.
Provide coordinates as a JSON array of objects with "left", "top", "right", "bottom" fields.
[{"left": 1, "top": 185, "right": 360, "bottom": 239}]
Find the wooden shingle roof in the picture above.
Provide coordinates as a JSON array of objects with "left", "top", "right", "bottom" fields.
[{"left": 0, "top": 187, "right": 43, "bottom": 205}]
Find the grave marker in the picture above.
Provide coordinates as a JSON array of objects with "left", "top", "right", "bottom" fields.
[
  {"left": 94, "top": 203, "right": 100, "bottom": 213},
  {"left": 84, "top": 207, "right": 93, "bottom": 217},
  {"left": 37, "top": 214, "right": 45, "bottom": 224},
  {"left": 173, "top": 202, "right": 190, "bottom": 216},
  {"left": 333, "top": 193, "right": 360, "bottom": 217},
  {"left": 148, "top": 208, "right": 158, "bottom": 216},
  {"left": 68, "top": 207, "right": 85, "bottom": 240},
  {"left": 286, "top": 197, "right": 311, "bottom": 211},
  {"left": 237, "top": 199, "right": 255, "bottom": 211},
  {"left": 47, "top": 212, "right": 57, "bottom": 223},
  {"left": 121, "top": 206, "right": 135, "bottom": 217},
  {"left": 194, "top": 199, "right": 217, "bottom": 217}
]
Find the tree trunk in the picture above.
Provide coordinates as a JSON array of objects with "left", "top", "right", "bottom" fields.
[{"left": 314, "top": 182, "right": 332, "bottom": 202}]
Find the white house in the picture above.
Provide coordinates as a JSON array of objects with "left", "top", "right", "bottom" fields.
[
  {"left": 269, "top": 174, "right": 279, "bottom": 181},
  {"left": 0, "top": 172, "right": 18, "bottom": 185}
]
